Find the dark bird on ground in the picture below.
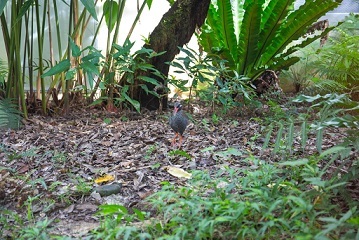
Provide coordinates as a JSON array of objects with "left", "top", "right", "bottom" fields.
[{"left": 169, "top": 102, "right": 189, "bottom": 148}]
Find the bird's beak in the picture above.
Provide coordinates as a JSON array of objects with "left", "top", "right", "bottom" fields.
[{"left": 174, "top": 107, "right": 179, "bottom": 113}]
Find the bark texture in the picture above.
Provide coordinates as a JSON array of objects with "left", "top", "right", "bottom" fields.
[{"left": 136, "top": 0, "right": 210, "bottom": 110}]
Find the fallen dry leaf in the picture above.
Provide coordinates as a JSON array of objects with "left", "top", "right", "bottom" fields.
[
  {"left": 94, "top": 174, "right": 115, "bottom": 184},
  {"left": 166, "top": 166, "right": 192, "bottom": 179}
]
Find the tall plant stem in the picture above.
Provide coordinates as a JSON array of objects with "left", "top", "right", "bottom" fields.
[
  {"left": 52, "top": 0, "right": 62, "bottom": 57},
  {"left": 63, "top": 0, "right": 74, "bottom": 114},
  {"left": 34, "top": 0, "right": 46, "bottom": 114},
  {"left": 47, "top": 0, "right": 55, "bottom": 88},
  {"left": 126, "top": 0, "right": 147, "bottom": 41},
  {"left": 13, "top": 1, "right": 27, "bottom": 118}
]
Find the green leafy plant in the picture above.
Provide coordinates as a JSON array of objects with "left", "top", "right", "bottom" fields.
[
  {"left": 145, "top": 144, "right": 158, "bottom": 160},
  {"left": 19, "top": 218, "right": 53, "bottom": 240},
  {"left": 199, "top": 0, "right": 342, "bottom": 81},
  {"left": 110, "top": 40, "right": 166, "bottom": 112},
  {"left": 263, "top": 93, "right": 359, "bottom": 156},
  {"left": 0, "top": 0, "right": 154, "bottom": 115},
  {"left": 310, "top": 15, "right": 359, "bottom": 100},
  {"left": 145, "top": 158, "right": 358, "bottom": 239},
  {"left": 93, "top": 204, "right": 150, "bottom": 239},
  {"left": 0, "top": 200, "right": 54, "bottom": 239},
  {"left": 169, "top": 46, "right": 216, "bottom": 103},
  {"left": 170, "top": 47, "right": 256, "bottom": 112},
  {"left": 280, "top": 46, "right": 346, "bottom": 95}
]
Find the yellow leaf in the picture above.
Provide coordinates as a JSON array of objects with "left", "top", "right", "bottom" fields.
[
  {"left": 166, "top": 166, "right": 192, "bottom": 179},
  {"left": 94, "top": 174, "right": 115, "bottom": 184}
]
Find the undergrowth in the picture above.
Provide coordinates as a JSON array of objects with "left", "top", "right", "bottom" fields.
[
  {"left": 93, "top": 154, "right": 358, "bottom": 239},
  {"left": 1, "top": 93, "right": 358, "bottom": 239}
]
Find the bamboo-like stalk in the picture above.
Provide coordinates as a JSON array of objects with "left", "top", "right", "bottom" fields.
[
  {"left": 13, "top": 1, "right": 27, "bottom": 117},
  {"left": 126, "top": 0, "right": 147, "bottom": 41},
  {"left": 125, "top": 0, "right": 147, "bottom": 100},
  {"left": 111, "top": 0, "right": 126, "bottom": 51},
  {"left": 52, "top": 0, "right": 62, "bottom": 57},
  {"left": 34, "top": 0, "right": 46, "bottom": 114},
  {"left": 0, "top": 14, "right": 10, "bottom": 59},
  {"left": 47, "top": 0, "right": 55, "bottom": 88},
  {"left": 27, "top": 6, "right": 34, "bottom": 95},
  {"left": 104, "top": 0, "right": 115, "bottom": 108},
  {"left": 89, "top": 0, "right": 149, "bottom": 103},
  {"left": 63, "top": 0, "right": 74, "bottom": 114}
]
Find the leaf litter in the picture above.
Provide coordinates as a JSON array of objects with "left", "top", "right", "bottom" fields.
[{"left": 0, "top": 104, "right": 357, "bottom": 237}]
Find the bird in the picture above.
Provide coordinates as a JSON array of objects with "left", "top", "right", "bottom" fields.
[{"left": 169, "top": 102, "right": 189, "bottom": 148}]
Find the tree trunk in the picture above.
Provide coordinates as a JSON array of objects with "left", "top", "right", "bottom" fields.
[{"left": 135, "top": 0, "right": 210, "bottom": 110}]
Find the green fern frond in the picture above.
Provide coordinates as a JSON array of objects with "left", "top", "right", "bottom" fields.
[
  {"left": 301, "top": 78, "right": 347, "bottom": 96},
  {"left": 0, "top": 98, "right": 23, "bottom": 130}
]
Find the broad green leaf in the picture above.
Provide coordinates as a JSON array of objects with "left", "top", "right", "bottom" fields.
[
  {"left": 279, "top": 158, "right": 309, "bottom": 166},
  {"left": 89, "top": 98, "right": 105, "bottom": 106},
  {"left": 287, "top": 195, "right": 308, "bottom": 208},
  {"left": 132, "top": 208, "right": 145, "bottom": 221},
  {"left": 41, "top": 59, "right": 70, "bottom": 77},
  {"left": 325, "top": 181, "right": 347, "bottom": 191},
  {"left": 65, "top": 68, "right": 77, "bottom": 80},
  {"left": 171, "top": 62, "right": 185, "bottom": 71},
  {"left": 137, "top": 76, "right": 159, "bottom": 85},
  {"left": 82, "top": 51, "right": 104, "bottom": 62},
  {"left": 201, "top": 146, "right": 215, "bottom": 152},
  {"left": 103, "top": 0, "right": 118, "bottom": 32},
  {"left": 316, "top": 128, "right": 324, "bottom": 153},
  {"left": 179, "top": 47, "right": 196, "bottom": 60},
  {"left": 80, "top": 0, "right": 98, "bottom": 21},
  {"left": 320, "top": 146, "right": 347, "bottom": 158},
  {"left": 301, "top": 121, "right": 308, "bottom": 151},
  {"left": 69, "top": 38, "right": 81, "bottom": 57},
  {"left": 0, "top": 0, "right": 9, "bottom": 16},
  {"left": 274, "top": 121, "right": 284, "bottom": 153},
  {"left": 169, "top": 150, "right": 192, "bottom": 160},
  {"left": 304, "top": 177, "right": 326, "bottom": 187},
  {"left": 80, "top": 61, "right": 100, "bottom": 75},
  {"left": 146, "top": 0, "right": 153, "bottom": 8},
  {"left": 262, "top": 123, "right": 274, "bottom": 150},
  {"left": 286, "top": 118, "right": 294, "bottom": 153},
  {"left": 215, "top": 148, "right": 242, "bottom": 158},
  {"left": 15, "top": 0, "right": 34, "bottom": 23},
  {"left": 98, "top": 204, "right": 124, "bottom": 215},
  {"left": 123, "top": 93, "right": 140, "bottom": 113}
]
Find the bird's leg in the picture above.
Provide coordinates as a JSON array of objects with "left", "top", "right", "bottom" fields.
[
  {"left": 172, "top": 132, "right": 178, "bottom": 146},
  {"left": 178, "top": 135, "right": 184, "bottom": 148}
]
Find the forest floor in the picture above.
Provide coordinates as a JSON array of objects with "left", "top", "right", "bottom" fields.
[{"left": 0, "top": 101, "right": 358, "bottom": 237}]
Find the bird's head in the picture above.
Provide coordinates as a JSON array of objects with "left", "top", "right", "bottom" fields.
[{"left": 173, "top": 102, "right": 182, "bottom": 113}]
